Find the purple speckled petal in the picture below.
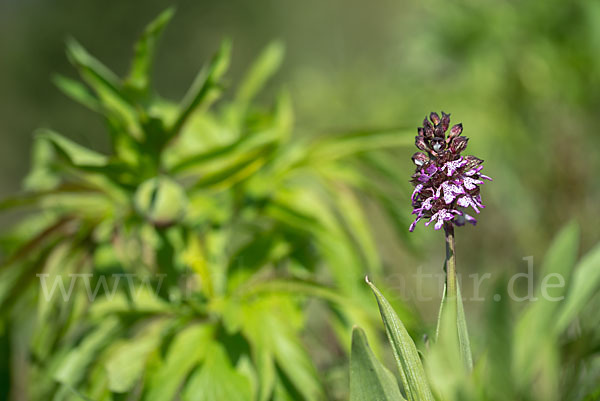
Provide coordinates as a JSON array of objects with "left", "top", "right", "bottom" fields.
[
  {"left": 425, "top": 164, "right": 438, "bottom": 175},
  {"left": 424, "top": 211, "right": 436, "bottom": 227},
  {"left": 422, "top": 196, "right": 435, "bottom": 210},
  {"left": 480, "top": 174, "right": 492, "bottom": 181},
  {"left": 464, "top": 166, "right": 483, "bottom": 176},
  {"left": 417, "top": 174, "right": 430, "bottom": 183},
  {"left": 474, "top": 194, "right": 486, "bottom": 208},
  {"left": 425, "top": 210, "right": 455, "bottom": 230},
  {"left": 462, "top": 176, "right": 484, "bottom": 190},
  {"left": 442, "top": 158, "right": 467, "bottom": 176},
  {"left": 409, "top": 216, "right": 422, "bottom": 232},
  {"left": 458, "top": 195, "right": 480, "bottom": 213},
  {"left": 434, "top": 218, "right": 444, "bottom": 230},
  {"left": 411, "top": 184, "right": 424, "bottom": 201},
  {"left": 437, "top": 181, "right": 465, "bottom": 204},
  {"left": 464, "top": 213, "right": 477, "bottom": 225}
]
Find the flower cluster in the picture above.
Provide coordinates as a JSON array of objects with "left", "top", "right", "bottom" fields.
[{"left": 409, "top": 112, "right": 491, "bottom": 231}]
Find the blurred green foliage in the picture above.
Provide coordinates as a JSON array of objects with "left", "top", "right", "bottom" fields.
[{"left": 0, "top": 8, "right": 415, "bottom": 401}]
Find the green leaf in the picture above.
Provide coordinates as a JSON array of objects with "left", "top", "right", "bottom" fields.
[
  {"left": 188, "top": 143, "right": 275, "bottom": 191},
  {"left": 37, "top": 129, "right": 108, "bottom": 167},
  {"left": 65, "top": 37, "right": 143, "bottom": 140},
  {"left": 171, "top": 40, "right": 232, "bottom": 136},
  {"left": 182, "top": 342, "right": 253, "bottom": 401},
  {"left": 514, "top": 222, "right": 579, "bottom": 379},
  {"left": 126, "top": 7, "right": 175, "bottom": 93},
  {"left": 144, "top": 324, "right": 214, "bottom": 401},
  {"left": 307, "top": 128, "right": 413, "bottom": 163},
  {"left": 240, "top": 296, "right": 323, "bottom": 401},
  {"left": 483, "top": 278, "right": 515, "bottom": 400},
  {"left": 350, "top": 327, "right": 405, "bottom": 401},
  {"left": 236, "top": 41, "right": 284, "bottom": 103},
  {"left": 431, "top": 281, "right": 472, "bottom": 382},
  {"left": 105, "top": 319, "right": 168, "bottom": 393},
  {"left": 53, "top": 74, "right": 101, "bottom": 112},
  {"left": 556, "top": 241, "right": 600, "bottom": 333},
  {"left": 426, "top": 297, "right": 471, "bottom": 400},
  {"left": 434, "top": 284, "right": 446, "bottom": 342},
  {"left": 271, "top": 315, "right": 323, "bottom": 400},
  {"left": 321, "top": 179, "right": 381, "bottom": 275},
  {"left": 366, "top": 278, "right": 434, "bottom": 401},
  {"left": 456, "top": 282, "right": 473, "bottom": 371},
  {"left": 65, "top": 37, "right": 122, "bottom": 93},
  {"left": 54, "top": 318, "right": 121, "bottom": 386}
]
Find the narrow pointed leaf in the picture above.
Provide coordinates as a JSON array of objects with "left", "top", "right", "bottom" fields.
[
  {"left": 53, "top": 74, "right": 101, "bottom": 112},
  {"left": 65, "top": 38, "right": 143, "bottom": 140},
  {"left": 366, "top": 278, "right": 435, "bottom": 401},
  {"left": 126, "top": 7, "right": 175, "bottom": 92},
  {"left": 144, "top": 324, "right": 214, "bottom": 401},
  {"left": 556, "top": 241, "right": 600, "bottom": 333},
  {"left": 515, "top": 222, "right": 579, "bottom": 379},
  {"left": 435, "top": 284, "right": 446, "bottom": 342},
  {"left": 171, "top": 40, "right": 232, "bottom": 136},
  {"left": 37, "top": 129, "right": 108, "bottom": 167},
  {"left": 456, "top": 282, "right": 473, "bottom": 371},
  {"left": 350, "top": 327, "right": 405, "bottom": 401},
  {"left": 236, "top": 41, "right": 284, "bottom": 103}
]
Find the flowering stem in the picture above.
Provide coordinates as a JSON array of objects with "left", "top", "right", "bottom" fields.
[{"left": 444, "top": 222, "right": 457, "bottom": 300}]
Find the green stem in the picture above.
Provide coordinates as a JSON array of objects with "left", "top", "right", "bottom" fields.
[{"left": 444, "top": 222, "right": 457, "bottom": 300}]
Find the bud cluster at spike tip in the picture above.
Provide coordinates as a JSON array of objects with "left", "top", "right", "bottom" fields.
[{"left": 409, "top": 112, "right": 492, "bottom": 231}]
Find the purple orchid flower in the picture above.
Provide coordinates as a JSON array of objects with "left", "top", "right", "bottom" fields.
[{"left": 409, "top": 112, "right": 491, "bottom": 231}]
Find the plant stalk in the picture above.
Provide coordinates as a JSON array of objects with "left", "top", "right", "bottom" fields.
[{"left": 444, "top": 222, "right": 457, "bottom": 300}]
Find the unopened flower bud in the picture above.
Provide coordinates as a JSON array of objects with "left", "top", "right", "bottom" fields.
[
  {"left": 430, "top": 112, "right": 440, "bottom": 126},
  {"left": 448, "top": 123, "right": 463, "bottom": 140},
  {"left": 464, "top": 155, "right": 483, "bottom": 170},
  {"left": 415, "top": 136, "right": 430, "bottom": 152},
  {"left": 412, "top": 152, "right": 429, "bottom": 166},
  {"left": 434, "top": 124, "right": 446, "bottom": 139},
  {"left": 450, "top": 136, "right": 468, "bottom": 153},
  {"left": 441, "top": 112, "right": 450, "bottom": 133},
  {"left": 423, "top": 118, "right": 434, "bottom": 137}
]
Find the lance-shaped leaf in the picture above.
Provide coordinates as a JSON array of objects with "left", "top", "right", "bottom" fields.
[
  {"left": 65, "top": 38, "right": 143, "bottom": 140},
  {"left": 53, "top": 74, "right": 101, "bottom": 112},
  {"left": 54, "top": 318, "right": 121, "bottom": 386},
  {"left": 556, "top": 241, "right": 600, "bottom": 333},
  {"left": 350, "top": 326, "right": 405, "bottom": 401},
  {"left": 126, "top": 7, "right": 175, "bottom": 93},
  {"left": 366, "top": 278, "right": 434, "bottom": 401},
  {"left": 456, "top": 282, "right": 473, "bottom": 371},
  {"left": 514, "top": 222, "right": 579, "bottom": 381},
  {"left": 37, "top": 130, "right": 108, "bottom": 167},
  {"left": 236, "top": 40, "right": 284, "bottom": 103},
  {"left": 182, "top": 342, "right": 253, "bottom": 401},
  {"left": 170, "top": 40, "right": 232, "bottom": 136},
  {"left": 307, "top": 128, "right": 413, "bottom": 163},
  {"left": 144, "top": 324, "right": 214, "bottom": 401}
]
